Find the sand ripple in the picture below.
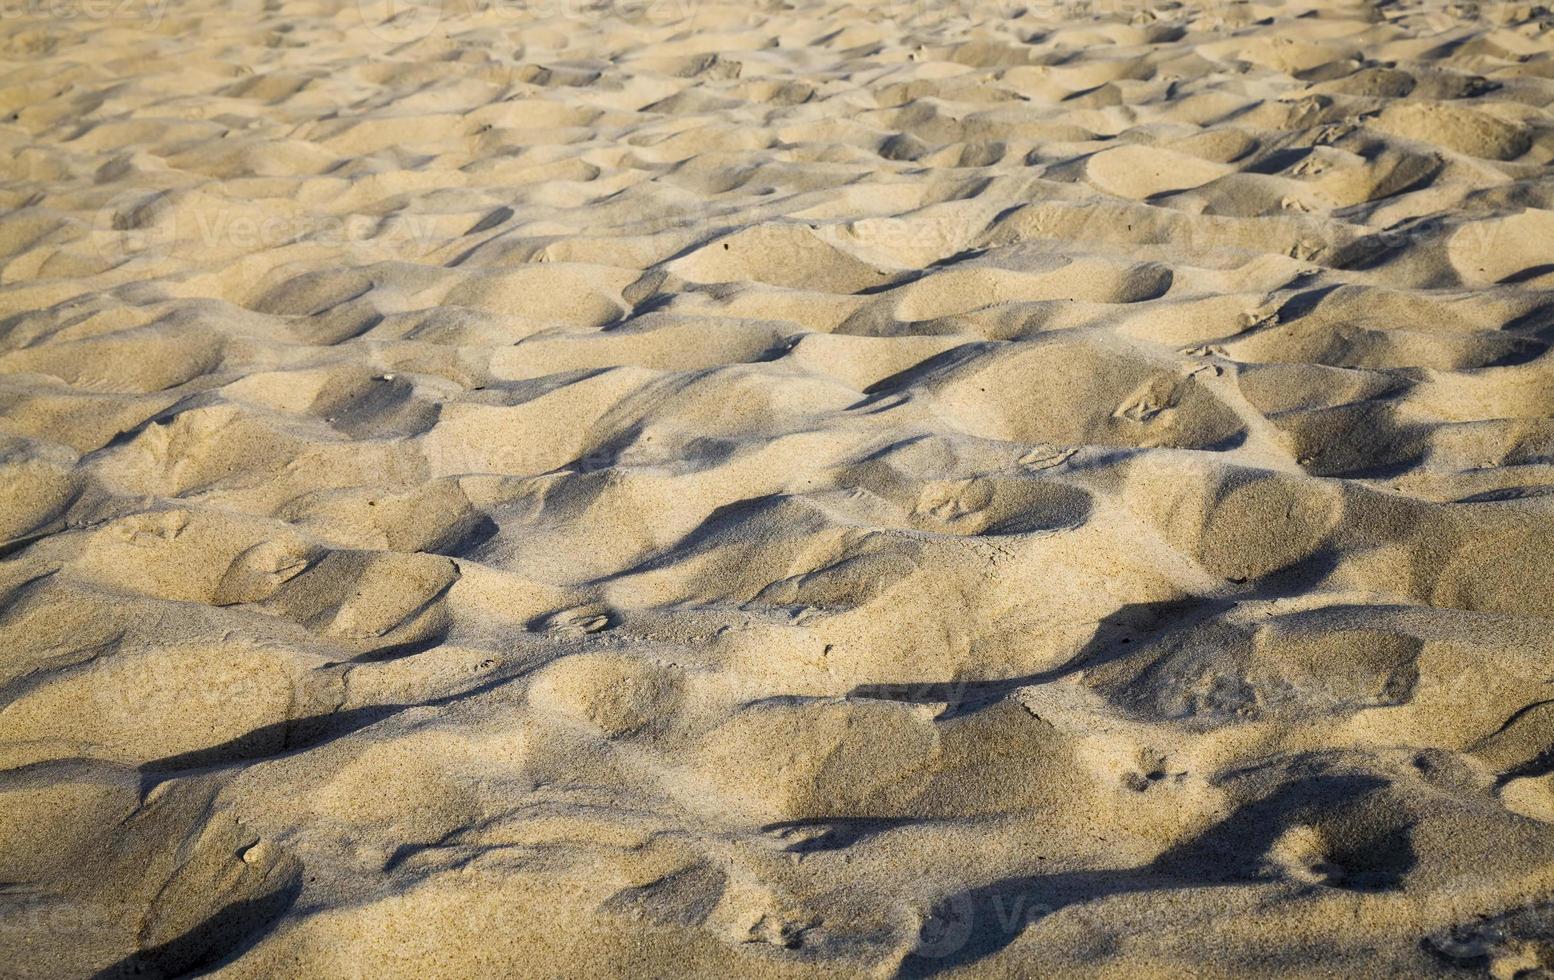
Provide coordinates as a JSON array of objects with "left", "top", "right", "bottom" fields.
[{"left": 3, "top": 0, "right": 1554, "bottom": 975}]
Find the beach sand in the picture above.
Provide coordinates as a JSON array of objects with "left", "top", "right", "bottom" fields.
[{"left": 3, "top": 0, "right": 1554, "bottom": 974}]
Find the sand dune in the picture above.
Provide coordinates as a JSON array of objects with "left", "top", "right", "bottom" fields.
[{"left": 3, "top": 0, "right": 1554, "bottom": 975}]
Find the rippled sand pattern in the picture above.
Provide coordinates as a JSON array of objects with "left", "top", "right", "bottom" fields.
[{"left": 3, "top": 0, "right": 1554, "bottom": 975}]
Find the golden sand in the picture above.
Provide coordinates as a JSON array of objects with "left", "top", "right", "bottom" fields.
[{"left": 3, "top": 0, "right": 1554, "bottom": 975}]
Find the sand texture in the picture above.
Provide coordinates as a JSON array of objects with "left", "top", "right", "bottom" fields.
[{"left": 3, "top": 0, "right": 1554, "bottom": 975}]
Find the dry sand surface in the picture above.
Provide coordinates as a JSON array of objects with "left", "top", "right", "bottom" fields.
[{"left": 3, "top": 0, "right": 1554, "bottom": 974}]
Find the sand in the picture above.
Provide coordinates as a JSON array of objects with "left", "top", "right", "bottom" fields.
[{"left": 2, "top": 0, "right": 1554, "bottom": 975}]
